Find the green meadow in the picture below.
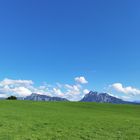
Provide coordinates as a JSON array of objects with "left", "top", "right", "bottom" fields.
[{"left": 0, "top": 101, "right": 140, "bottom": 140}]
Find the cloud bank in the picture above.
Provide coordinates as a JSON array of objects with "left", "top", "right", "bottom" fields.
[
  {"left": 0, "top": 77, "right": 139, "bottom": 101},
  {"left": 0, "top": 77, "right": 89, "bottom": 101},
  {"left": 111, "top": 83, "right": 140, "bottom": 96}
]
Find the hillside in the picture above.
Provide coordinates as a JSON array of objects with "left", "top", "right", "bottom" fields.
[{"left": 0, "top": 101, "right": 140, "bottom": 140}]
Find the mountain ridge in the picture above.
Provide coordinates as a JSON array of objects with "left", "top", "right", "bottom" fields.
[
  {"left": 1, "top": 91, "right": 139, "bottom": 104},
  {"left": 25, "top": 93, "right": 69, "bottom": 101},
  {"left": 80, "top": 91, "right": 135, "bottom": 104}
]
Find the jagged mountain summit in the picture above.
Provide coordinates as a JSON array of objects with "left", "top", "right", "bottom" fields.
[
  {"left": 80, "top": 91, "right": 128, "bottom": 104},
  {"left": 25, "top": 93, "right": 69, "bottom": 101}
]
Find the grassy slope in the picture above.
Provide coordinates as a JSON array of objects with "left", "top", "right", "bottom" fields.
[{"left": 0, "top": 101, "right": 140, "bottom": 140}]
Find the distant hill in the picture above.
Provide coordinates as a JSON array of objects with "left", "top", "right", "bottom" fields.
[
  {"left": 24, "top": 93, "right": 69, "bottom": 102},
  {"left": 134, "top": 101, "right": 140, "bottom": 103},
  {"left": 80, "top": 91, "right": 136, "bottom": 104}
]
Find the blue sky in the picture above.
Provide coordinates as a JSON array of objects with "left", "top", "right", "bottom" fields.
[{"left": 0, "top": 0, "right": 140, "bottom": 101}]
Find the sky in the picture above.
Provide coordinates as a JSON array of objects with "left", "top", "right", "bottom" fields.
[{"left": 0, "top": 0, "right": 140, "bottom": 101}]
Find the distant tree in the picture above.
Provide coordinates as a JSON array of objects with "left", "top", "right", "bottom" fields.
[{"left": 7, "top": 96, "right": 17, "bottom": 100}]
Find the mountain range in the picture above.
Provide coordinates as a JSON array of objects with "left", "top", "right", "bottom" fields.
[
  {"left": 25, "top": 93, "right": 69, "bottom": 102},
  {"left": 2, "top": 91, "right": 139, "bottom": 104}
]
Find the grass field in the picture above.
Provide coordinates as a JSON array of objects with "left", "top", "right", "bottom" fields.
[{"left": 0, "top": 101, "right": 140, "bottom": 140}]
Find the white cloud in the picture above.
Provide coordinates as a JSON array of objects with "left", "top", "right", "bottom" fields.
[
  {"left": 0, "top": 86, "right": 31, "bottom": 97},
  {"left": 0, "top": 77, "right": 90, "bottom": 100},
  {"left": 12, "top": 87, "right": 32, "bottom": 96},
  {"left": 75, "top": 76, "right": 88, "bottom": 84},
  {"left": 65, "top": 84, "right": 80, "bottom": 91},
  {"left": 0, "top": 94, "right": 8, "bottom": 98},
  {"left": 0, "top": 78, "right": 33, "bottom": 97},
  {"left": 121, "top": 96, "right": 131, "bottom": 101},
  {"left": 83, "top": 89, "right": 90, "bottom": 94},
  {"left": 0, "top": 78, "right": 33, "bottom": 86},
  {"left": 53, "top": 88, "right": 64, "bottom": 97},
  {"left": 111, "top": 83, "right": 140, "bottom": 96},
  {"left": 65, "top": 84, "right": 81, "bottom": 95}
]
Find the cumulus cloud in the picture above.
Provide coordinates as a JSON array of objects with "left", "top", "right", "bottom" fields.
[
  {"left": 12, "top": 87, "right": 32, "bottom": 96},
  {"left": 53, "top": 88, "right": 64, "bottom": 97},
  {"left": 0, "top": 79, "right": 33, "bottom": 97},
  {"left": 75, "top": 76, "right": 88, "bottom": 84},
  {"left": 83, "top": 89, "right": 90, "bottom": 94},
  {"left": 0, "top": 94, "right": 8, "bottom": 98},
  {"left": 111, "top": 83, "right": 140, "bottom": 96},
  {"left": 0, "top": 78, "right": 33, "bottom": 86},
  {"left": 63, "top": 83, "right": 90, "bottom": 100},
  {"left": 121, "top": 96, "right": 131, "bottom": 101},
  {"left": 66, "top": 85, "right": 81, "bottom": 95}
]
